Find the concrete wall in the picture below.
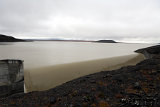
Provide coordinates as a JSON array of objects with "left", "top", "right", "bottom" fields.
[{"left": 0, "top": 60, "right": 24, "bottom": 97}]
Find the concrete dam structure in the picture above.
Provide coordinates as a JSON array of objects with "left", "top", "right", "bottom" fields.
[{"left": 0, "top": 59, "right": 24, "bottom": 97}]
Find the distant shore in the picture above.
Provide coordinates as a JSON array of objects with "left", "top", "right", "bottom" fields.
[
  {"left": 94, "top": 40, "right": 117, "bottom": 43},
  {"left": 0, "top": 34, "right": 26, "bottom": 42},
  {"left": 0, "top": 45, "right": 160, "bottom": 107}
]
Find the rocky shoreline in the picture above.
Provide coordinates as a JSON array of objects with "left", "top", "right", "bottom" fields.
[{"left": 0, "top": 45, "right": 160, "bottom": 107}]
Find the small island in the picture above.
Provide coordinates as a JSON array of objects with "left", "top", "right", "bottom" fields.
[
  {"left": 95, "top": 40, "right": 117, "bottom": 43},
  {"left": 0, "top": 34, "right": 25, "bottom": 42}
]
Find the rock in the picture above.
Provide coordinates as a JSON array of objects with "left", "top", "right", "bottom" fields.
[
  {"left": 72, "top": 103, "right": 82, "bottom": 107},
  {"left": 115, "top": 93, "right": 123, "bottom": 99},
  {"left": 50, "top": 97, "right": 56, "bottom": 104},
  {"left": 103, "top": 74, "right": 112, "bottom": 78},
  {"left": 83, "top": 95, "right": 91, "bottom": 102},
  {"left": 90, "top": 80, "right": 96, "bottom": 83},
  {"left": 134, "top": 82, "right": 141, "bottom": 89},
  {"left": 98, "top": 101, "right": 110, "bottom": 107},
  {"left": 90, "top": 103, "right": 97, "bottom": 107},
  {"left": 157, "top": 70, "right": 160, "bottom": 73}
]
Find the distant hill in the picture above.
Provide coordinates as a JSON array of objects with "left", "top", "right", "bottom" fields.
[
  {"left": 0, "top": 34, "right": 25, "bottom": 42},
  {"left": 95, "top": 40, "right": 117, "bottom": 43},
  {"left": 27, "top": 38, "right": 93, "bottom": 42}
]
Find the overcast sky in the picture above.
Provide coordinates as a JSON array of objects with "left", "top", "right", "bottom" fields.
[{"left": 0, "top": 0, "right": 160, "bottom": 43}]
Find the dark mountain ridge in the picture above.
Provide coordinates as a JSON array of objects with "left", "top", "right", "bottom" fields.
[
  {"left": 0, "top": 34, "right": 25, "bottom": 42},
  {"left": 95, "top": 40, "right": 117, "bottom": 43}
]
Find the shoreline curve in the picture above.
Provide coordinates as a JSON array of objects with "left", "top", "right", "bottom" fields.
[{"left": 24, "top": 53, "right": 145, "bottom": 92}]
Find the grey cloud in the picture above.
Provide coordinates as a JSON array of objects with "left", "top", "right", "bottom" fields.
[{"left": 0, "top": 0, "right": 160, "bottom": 43}]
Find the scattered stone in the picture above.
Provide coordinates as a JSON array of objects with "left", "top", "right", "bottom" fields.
[
  {"left": 115, "top": 93, "right": 123, "bottom": 99},
  {"left": 134, "top": 82, "right": 141, "bottom": 89},
  {"left": 157, "top": 69, "right": 160, "bottom": 73},
  {"left": 98, "top": 100, "right": 110, "bottom": 107},
  {"left": 50, "top": 96, "right": 56, "bottom": 104},
  {"left": 90, "top": 80, "right": 96, "bottom": 83}
]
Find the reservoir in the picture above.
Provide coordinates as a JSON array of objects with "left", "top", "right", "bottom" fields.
[
  {"left": 0, "top": 41, "right": 153, "bottom": 70},
  {"left": 0, "top": 41, "right": 154, "bottom": 92}
]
